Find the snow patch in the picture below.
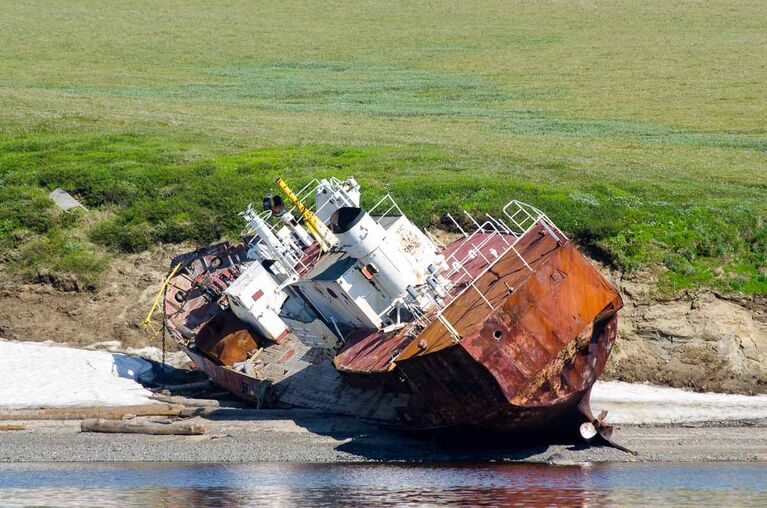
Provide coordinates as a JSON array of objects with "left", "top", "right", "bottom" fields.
[
  {"left": 0, "top": 340, "right": 156, "bottom": 409},
  {"left": 592, "top": 380, "right": 767, "bottom": 424},
  {"left": 86, "top": 341, "right": 189, "bottom": 368},
  {"left": 1, "top": 339, "right": 765, "bottom": 423}
]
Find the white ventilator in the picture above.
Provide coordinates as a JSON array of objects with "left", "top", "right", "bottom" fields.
[{"left": 330, "top": 207, "right": 418, "bottom": 300}]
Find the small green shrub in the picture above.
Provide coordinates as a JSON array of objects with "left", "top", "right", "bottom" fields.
[
  {"left": 11, "top": 229, "right": 109, "bottom": 288},
  {"left": 90, "top": 219, "right": 154, "bottom": 253}
]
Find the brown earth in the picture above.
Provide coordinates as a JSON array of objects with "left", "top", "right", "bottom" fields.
[
  {"left": 0, "top": 244, "right": 190, "bottom": 351},
  {"left": 0, "top": 241, "right": 765, "bottom": 394},
  {"left": 602, "top": 268, "right": 767, "bottom": 395}
]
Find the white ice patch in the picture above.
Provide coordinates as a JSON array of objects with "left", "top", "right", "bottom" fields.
[
  {"left": 0, "top": 340, "right": 156, "bottom": 409},
  {"left": 591, "top": 380, "right": 767, "bottom": 424},
  {"left": 2, "top": 339, "right": 766, "bottom": 421},
  {"left": 86, "top": 341, "right": 189, "bottom": 369}
]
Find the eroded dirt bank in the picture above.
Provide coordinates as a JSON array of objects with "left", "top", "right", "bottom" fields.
[
  {"left": 0, "top": 245, "right": 765, "bottom": 394},
  {"left": 0, "top": 245, "right": 189, "bottom": 351},
  {"left": 603, "top": 270, "right": 767, "bottom": 394}
]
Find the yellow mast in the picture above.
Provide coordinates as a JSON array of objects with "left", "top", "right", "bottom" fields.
[{"left": 275, "top": 177, "right": 337, "bottom": 252}]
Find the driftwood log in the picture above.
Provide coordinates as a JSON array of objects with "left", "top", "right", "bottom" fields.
[
  {"left": 179, "top": 406, "right": 323, "bottom": 418},
  {"left": 151, "top": 394, "right": 223, "bottom": 408},
  {"left": 0, "top": 403, "right": 184, "bottom": 421},
  {"left": 151, "top": 379, "right": 214, "bottom": 393},
  {"left": 151, "top": 394, "right": 251, "bottom": 409},
  {"left": 81, "top": 418, "right": 205, "bottom": 435},
  {"left": 0, "top": 423, "right": 26, "bottom": 431}
]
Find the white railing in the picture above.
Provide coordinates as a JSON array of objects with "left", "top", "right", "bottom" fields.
[
  {"left": 416, "top": 200, "right": 566, "bottom": 343},
  {"left": 368, "top": 193, "right": 403, "bottom": 222},
  {"left": 503, "top": 200, "right": 566, "bottom": 243},
  {"left": 240, "top": 208, "right": 310, "bottom": 281}
]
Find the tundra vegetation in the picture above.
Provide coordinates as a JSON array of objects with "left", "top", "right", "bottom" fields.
[{"left": 1, "top": 0, "right": 765, "bottom": 294}]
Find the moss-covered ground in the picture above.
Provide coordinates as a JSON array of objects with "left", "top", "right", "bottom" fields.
[{"left": 1, "top": 1, "right": 764, "bottom": 293}]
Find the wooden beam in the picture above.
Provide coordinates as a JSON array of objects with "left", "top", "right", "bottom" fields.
[
  {"left": 0, "top": 404, "right": 184, "bottom": 421},
  {"left": 81, "top": 418, "right": 205, "bottom": 435},
  {"left": 151, "top": 379, "right": 214, "bottom": 393},
  {"left": 0, "top": 423, "right": 26, "bottom": 431},
  {"left": 151, "top": 394, "right": 251, "bottom": 408}
]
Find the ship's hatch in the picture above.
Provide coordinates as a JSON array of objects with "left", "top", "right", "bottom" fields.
[{"left": 194, "top": 312, "right": 261, "bottom": 366}]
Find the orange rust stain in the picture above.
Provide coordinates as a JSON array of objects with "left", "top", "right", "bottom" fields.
[
  {"left": 397, "top": 226, "right": 561, "bottom": 360},
  {"left": 461, "top": 244, "right": 622, "bottom": 405},
  {"left": 198, "top": 328, "right": 259, "bottom": 367}
]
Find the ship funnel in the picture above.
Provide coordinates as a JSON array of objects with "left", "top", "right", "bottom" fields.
[
  {"left": 330, "top": 207, "right": 418, "bottom": 300},
  {"left": 329, "top": 207, "right": 366, "bottom": 235}
]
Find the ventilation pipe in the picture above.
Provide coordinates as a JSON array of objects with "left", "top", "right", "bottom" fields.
[
  {"left": 330, "top": 207, "right": 418, "bottom": 300},
  {"left": 242, "top": 205, "right": 299, "bottom": 277}
]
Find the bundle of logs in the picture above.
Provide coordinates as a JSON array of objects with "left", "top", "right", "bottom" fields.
[{"left": 0, "top": 379, "right": 248, "bottom": 436}]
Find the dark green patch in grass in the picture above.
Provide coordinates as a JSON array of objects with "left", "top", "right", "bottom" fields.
[
  {"left": 46, "top": 62, "right": 513, "bottom": 118},
  {"left": 36, "top": 61, "right": 766, "bottom": 152},
  {"left": 499, "top": 113, "right": 767, "bottom": 152},
  {"left": 1, "top": 131, "right": 764, "bottom": 294}
]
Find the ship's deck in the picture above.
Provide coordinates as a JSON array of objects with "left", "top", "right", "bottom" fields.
[{"left": 333, "top": 226, "right": 562, "bottom": 373}]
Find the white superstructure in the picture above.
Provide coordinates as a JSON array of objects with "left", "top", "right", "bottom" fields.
[
  {"left": 224, "top": 176, "right": 560, "bottom": 343},
  {"left": 226, "top": 177, "right": 445, "bottom": 338},
  {"left": 331, "top": 207, "right": 419, "bottom": 300}
]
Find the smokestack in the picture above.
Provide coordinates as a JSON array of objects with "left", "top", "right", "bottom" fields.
[{"left": 330, "top": 207, "right": 417, "bottom": 300}]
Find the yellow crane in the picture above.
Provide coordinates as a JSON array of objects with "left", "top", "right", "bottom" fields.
[{"left": 274, "top": 177, "right": 337, "bottom": 252}]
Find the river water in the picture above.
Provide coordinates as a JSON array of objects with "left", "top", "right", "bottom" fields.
[{"left": 1, "top": 462, "right": 765, "bottom": 507}]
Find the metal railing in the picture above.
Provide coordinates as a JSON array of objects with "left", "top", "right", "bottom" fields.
[
  {"left": 368, "top": 193, "right": 403, "bottom": 222},
  {"left": 415, "top": 200, "right": 566, "bottom": 343},
  {"left": 240, "top": 208, "right": 309, "bottom": 281}
]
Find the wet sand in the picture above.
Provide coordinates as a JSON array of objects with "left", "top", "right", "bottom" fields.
[{"left": 1, "top": 410, "right": 765, "bottom": 464}]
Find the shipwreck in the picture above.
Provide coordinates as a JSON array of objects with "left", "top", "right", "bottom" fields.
[{"left": 162, "top": 177, "right": 625, "bottom": 447}]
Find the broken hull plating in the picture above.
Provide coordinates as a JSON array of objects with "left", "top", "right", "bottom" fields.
[{"left": 163, "top": 223, "right": 622, "bottom": 436}]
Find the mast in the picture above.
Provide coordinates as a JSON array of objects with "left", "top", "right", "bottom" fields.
[{"left": 275, "top": 177, "right": 337, "bottom": 252}]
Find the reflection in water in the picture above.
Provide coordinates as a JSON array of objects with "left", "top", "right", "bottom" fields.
[{"left": 1, "top": 462, "right": 766, "bottom": 507}]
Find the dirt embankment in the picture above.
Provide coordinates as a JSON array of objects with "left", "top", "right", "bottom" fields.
[
  {"left": 602, "top": 269, "right": 767, "bottom": 394},
  {"left": 0, "top": 245, "right": 765, "bottom": 394},
  {"left": 0, "top": 245, "right": 190, "bottom": 351}
]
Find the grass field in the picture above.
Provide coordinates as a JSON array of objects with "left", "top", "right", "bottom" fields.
[{"left": 1, "top": 0, "right": 765, "bottom": 294}]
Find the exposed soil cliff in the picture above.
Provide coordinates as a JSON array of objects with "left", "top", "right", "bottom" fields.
[
  {"left": 0, "top": 245, "right": 187, "bottom": 350},
  {"left": 604, "top": 269, "right": 767, "bottom": 394},
  {"left": 1, "top": 245, "right": 764, "bottom": 394}
]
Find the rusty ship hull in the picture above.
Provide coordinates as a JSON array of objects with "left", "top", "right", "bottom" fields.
[{"left": 163, "top": 213, "right": 622, "bottom": 437}]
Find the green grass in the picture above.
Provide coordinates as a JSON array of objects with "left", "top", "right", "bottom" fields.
[{"left": 0, "top": 1, "right": 765, "bottom": 294}]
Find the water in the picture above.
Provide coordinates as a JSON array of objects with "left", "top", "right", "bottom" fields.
[{"left": 1, "top": 462, "right": 765, "bottom": 507}]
